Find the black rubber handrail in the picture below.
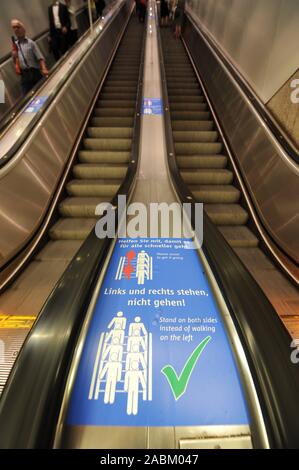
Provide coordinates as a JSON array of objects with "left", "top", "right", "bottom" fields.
[
  {"left": 158, "top": 23, "right": 299, "bottom": 448},
  {"left": 185, "top": 10, "right": 299, "bottom": 166},
  {"left": 0, "top": 12, "right": 145, "bottom": 449},
  {"left": 0, "top": 2, "right": 120, "bottom": 165}
]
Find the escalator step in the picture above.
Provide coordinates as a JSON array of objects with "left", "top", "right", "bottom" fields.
[
  {"left": 171, "top": 111, "right": 210, "bottom": 120},
  {"left": 170, "top": 103, "right": 207, "bottom": 111},
  {"left": 177, "top": 155, "right": 227, "bottom": 169},
  {"left": 49, "top": 218, "right": 97, "bottom": 240},
  {"left": 79, "top": 150, "right": 131, "bottom": 164},
  {"left": 93, "top": 108, "right": 135, "bottom": 117},
  {"left": 173, "top": 131, "right": 218, "bottom": 143},
  {"left": 175, "top": 142, "right": 223, "bottom": 155},
  {"left": 73, "top": 163, "right": 127, "bottom": 179},
  {"left": 87, "top": 127, "right": 133, "bottom": 139},
  {"left": 205, "top": 204, "right": 249, "bottom": 226},
  {"left": 100, "top": 92, "right": 137, "bottom": 100},
  {"left": 59, "top": 197, "right": 108, "bottom": 218},
  {"left": 91, "top": 117, "right": 134, "bottom": 127},
  {"left": 96, "top": 100, "right": 136, "bottom": 108},
  {"left": 167, "top": 87, "right": 202, "bottom": 94},
  {"left": 172, "top": 121, "right": 214, "bottom": 131},
  {"left": 190, "top": 185, "right": 240, "bottom": 203},
  {"left": 67, "top": 179, "right": 121, "bottom": 197},
  {"left": 83, "top": 138, "right": 132, "bottom": 151},
  {"left": 169, "top": 96, "right": 205, "bottom": 104},
  {"left": 103, "top": 80, "right": 138, "bottom": 87},
  {"left": 181, "top": 169, "right": 233, "bottom": 185},
  {"left": 219, "top": 226, "right": 259, "bottom": 248}
]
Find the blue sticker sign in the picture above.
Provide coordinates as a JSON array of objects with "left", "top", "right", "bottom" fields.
[
  {"left": 67, "top": 238, "right": 249, "bottom": 427},
  {"left": 24, "top": 96, "right": 48, "bottom": 114},
  {"left": 142, "top": 98, "right": 163, "bottom": 115}
]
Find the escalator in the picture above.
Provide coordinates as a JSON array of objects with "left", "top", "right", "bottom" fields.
[
  {"left": 160, "top": 28, "right": 299, "bottom": 337},
  {"left": 49, "top": 19, "right": 142, "bottom": 241},
  {"left": 1, "top": 4, "right": 299, "bottom": 451},
  {"left": 0, "top": 15, "right": 144, "bottom": 394}
]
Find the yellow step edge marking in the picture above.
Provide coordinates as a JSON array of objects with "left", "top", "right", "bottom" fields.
[{"left": 0, "top": 315, "right": 36, "bottom": 329}]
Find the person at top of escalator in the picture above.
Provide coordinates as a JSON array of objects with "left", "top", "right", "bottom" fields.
[
  {"left": 95, "top": 0, "right": 106, "bottom": 19},
  {"left": 48, "top": 1, "right": 71, "bottom": 61},
  {"left": 65, "top": 0, "right": 79, "bottom": 47},
  {"left": 139, "top": 0, "right": 147, "bottom": 23},
  {"left": 11, "top": 19, "right": 49, "bottom": 96},
  {"left": 173, "top": 0, "right": 185, "bottom": 39},
  {"left": 160, "top": 0, "right": 169, "bottom": 27}
]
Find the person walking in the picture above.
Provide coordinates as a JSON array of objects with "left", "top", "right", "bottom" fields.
[
  {"left": 174, "top": 0, "right": 185, "bottom": 39},
  {"left": 95, "top": 0, "right": 106, "bottom": 19},
  {"left": 65, "top": 0, "right": 79, "bottom": 47},
  {"left": 11, "top": 19, "right": 49, "bottom": 95},
  {"left": 48, "top": 1, "right": 71, "bottom": 61},
  {"left": 160, "top": 0, "right": 169, "bottom": 27}
]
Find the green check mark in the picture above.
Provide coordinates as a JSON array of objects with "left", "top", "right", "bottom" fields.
[{"left": 161, "top": 336, "right": 212, "bottom": 401}]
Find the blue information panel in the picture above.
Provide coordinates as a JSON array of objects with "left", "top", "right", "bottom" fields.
[
  {"left": 24, "top": 96, "right": 48, "bottom": 114},
  {"left": 67, "top": 238, "right": 249, "bottom": 427},
  {"left": 142, "top": 98, "right": 163, "bottom": 115}
]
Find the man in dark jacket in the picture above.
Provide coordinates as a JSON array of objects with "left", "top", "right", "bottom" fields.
[{"left": 48, "top": 1, "right": 71, "bottom": 61}]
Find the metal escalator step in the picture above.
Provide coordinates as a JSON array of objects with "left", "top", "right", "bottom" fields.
[
  {"left": 169, "top": 96, "right": 205, "bottom": 103},
  {"left": 175, "top": 142, "right": 222, "bottom": 155},
  {"left": 78, "top": 150, "right": 131, "bottom": 164},
  {"left": 108, "top": 73, "right": 139, "bottom": 80},
  {"left": 218, "top": 226, "right": 259, "bottom": 248},
  {"left": 170, "top": 103, "right": 207, "bottom": 112},
  {"left": 91, "top": 117, "right": 134, "bottom": 127},
  {"left": 83, "top": 138, "right": 132, "bottom": 151},
  {"left": 103, "top": 80, "right": 138, "bottom": 87},
  {"left": 177, "top": 155, "right": 227, "bottom": 169},
  {"left": 93, "top": 108, "right": 135, "bottom": 117},
  {"left": 59, "top": 197, "right": 109, "bottom": 218},
  {"left": 168, "top": 86, "right": 203, "bottom": 97},
  {"left": 49, "top": 218, "right": 97, "bottom": 240},
  {"left": 103, "top": 85, "right": 137, "bottom": 93},
  {"left": 87, "top": 127, "right": 133, "bottom": 138},
  {"left": 171, "top": 111, "right": 210, "bottom": 120},
  {"left": 96, "top": 100, "right": 135, "bottom": 108},
  {"left": 36, "top": 240, "right": 84, "bottom": 261},
  {"left": 171, "top": 74, "right": 198, "bottom": 82},
  {"left": 165, "top": 69, "right": 195, "bottom": 76},
  {"left": 73, "top": 163, "right": 128, "bottom": 179},
  {"left": 173, "top": 131, "right": 218, "bottom": 143},
  {"left": 181, "top": 169, "right": 233, "bottom": 184},
  {"left": 205, "top": 204, "right": 249, "bottom": 226},
  {"left": 172, "top": 121, "right": 214, "bottom": 131},
  {"left": 67, "top": 179, "right": 121, "bottom": 197},
  {"left": 99, "top": 92, "right": 137, "bottom": 100},
  {"left": 190, "top": 185, "right": 240, "bottom": 203},
  {"left": 167, "top": 81, "right": 199, "bottom": 90}
]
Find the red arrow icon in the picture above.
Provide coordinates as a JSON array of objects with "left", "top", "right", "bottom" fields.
[{"left": 123, "top": 250, "right": 136, "bottom": 280}]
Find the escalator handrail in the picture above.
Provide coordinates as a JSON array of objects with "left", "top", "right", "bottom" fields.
[
  {"left": 185, "top": 7, "right": 299, "bottom": 166},
  {"left": 0, "top": 0, "right": 123, "bottom": 168},
  {"left": 0, "top": 13, "right": 145, "bottom": 449},
  {"left": 158, "top": 24, "right": 299, "bottom": 449}
]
